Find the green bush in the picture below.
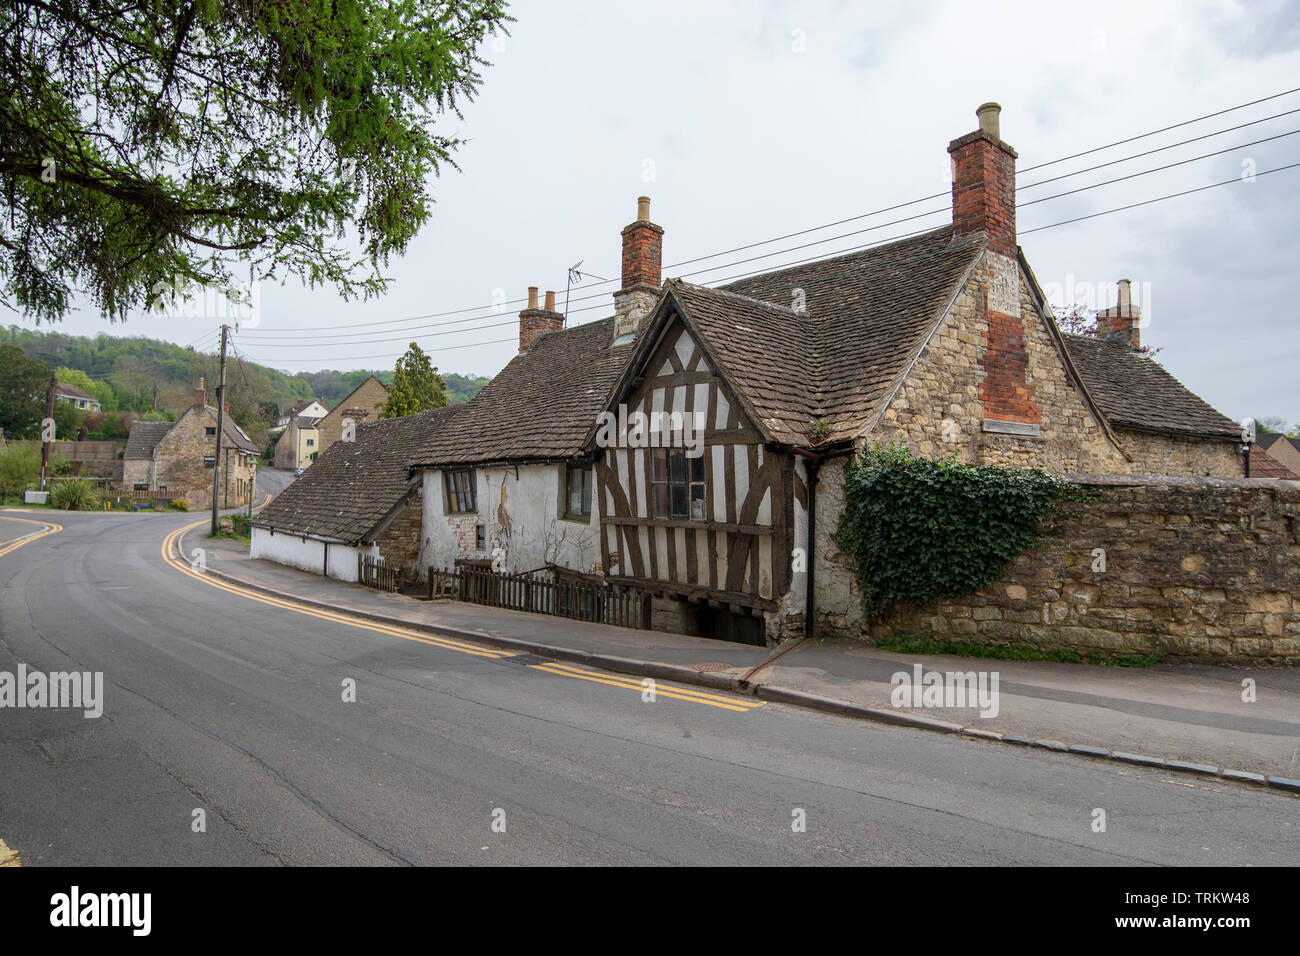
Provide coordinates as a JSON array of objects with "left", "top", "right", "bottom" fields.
[
  {"left": 832, "top": 442, "right": 1078, "bottom": 621},
  {"left": 0, "top": 445, "right": 41, "bottom": 500},
  {"left": 50, "top": 479, "right": 99, "bottom": 511},
  {"left": 167, "top": 499, "right": 189, "bottom": 511},
  {"left": 230, "top": 513, "right": 249, "bottom": 536}
]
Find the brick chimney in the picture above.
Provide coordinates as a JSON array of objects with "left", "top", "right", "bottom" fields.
[
  {"left": 518, "top": 286, "right": 564, "bottom": 352},
  {"left": 612, "top": 195, "right": 663, "bottom": 343},
  {"left": 1098, "top": 279, "right": 1141, "bottom": 350},
  {"left": 949, "top": 103, "right": 1018, "bottom": 257},
  {"left": 194, "top": 377, "right": 206, "bottom": 407}
]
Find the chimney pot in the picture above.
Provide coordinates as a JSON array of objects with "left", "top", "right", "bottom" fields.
[
  {"left": 977, "top": 102, "right": 1001, "bottom": 138},
  {"left": 637, "top": 195, "right": 651, "bottom": 222},
  {"left": 194, "top": 378, "right": 207, "bottom": 406},
  {"left": 1098, "top": 279, "right": 1141, "bottom": 350},
  {"left": 527, "top": 286, "right": 539, "bottom": 310},
  {"left": 544, "top": 290, "right": 556, "bottom": 311}
]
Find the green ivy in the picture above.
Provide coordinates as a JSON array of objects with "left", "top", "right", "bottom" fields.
[{"left": 832, "top": 442, "right": 1077, "bottom": 621}]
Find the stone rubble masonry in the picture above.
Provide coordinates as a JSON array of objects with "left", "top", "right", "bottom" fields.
[
  {"left": 375, "top": 493, "right": 422, "bottom": 576},
  {"left": 836, "top": 474, "right": 1300, "bottom": 663},
  {"left": 122, "top": 404, "right": 254, "bottom": 509},
  {"left": 874, "top": 250, "right": 1128, "bottom": 474},
  {"left": 315, "top": 377, "right": 389, "bottom": 454}
]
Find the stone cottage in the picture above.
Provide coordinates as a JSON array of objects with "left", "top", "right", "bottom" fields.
[{"left": 121, "top": 379, "right": 259, "bottom": 508}]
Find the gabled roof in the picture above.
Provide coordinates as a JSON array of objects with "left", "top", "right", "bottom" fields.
[
  {"left": 1257, "top": 432, "right": 1300, "bottom": 454},
  {"left": 715, "top": 226, "right": 984, "bottom": 443},
  {"left": 1061, "top": 334, "right": 1240, "bottom": 440},
  {"left": 55, "top": 382, "right": 97, "bottom": 401},
  {"left": 1250, "top": 444, "right": 1300, "bottom": 479},
  {"left": 124, "top": 421, "right": 173, "bottom": 459},
  {"left": 410, "top": 320, "right": 635, "bottom": 467},
  {"left": 255, "top": 404, "right": 463, "bottom": 543},
  {"left": 221, "top": 413, "right": 259, "bottom": 452}
]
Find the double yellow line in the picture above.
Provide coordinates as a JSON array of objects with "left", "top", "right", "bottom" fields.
[
  {"left": 530, "top": 661, "right": 763, "bottom": 712},
  {"left": 0, "top": 513, "right": 63, "bottom": 558},
  {"left": 161, "top": 520, "right": 760, "bottom": 713},
  {"left": 162, "top": 520, "right": 510, "bottom": 659}
]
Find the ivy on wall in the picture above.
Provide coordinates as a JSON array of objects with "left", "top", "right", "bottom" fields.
[{"left": 832, "top": 442, "right": 1077, "bottom": 621}]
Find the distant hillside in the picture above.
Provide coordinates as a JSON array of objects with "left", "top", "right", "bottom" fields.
[{"left": 3, "top": 326, "right": 489, "bottom": 445}]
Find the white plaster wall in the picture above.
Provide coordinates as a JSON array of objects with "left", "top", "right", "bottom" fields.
[
  {"left": 418, "top": 464, "right": 601, "bottom": 575},
  {"left": 250, "top": 527, "right": 373, "bottom": 583}
]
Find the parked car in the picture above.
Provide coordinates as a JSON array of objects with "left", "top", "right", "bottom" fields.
[{"left": 294, "top": 467, "right": 305, "bottom": 477}]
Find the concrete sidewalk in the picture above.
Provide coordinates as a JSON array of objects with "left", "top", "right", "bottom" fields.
[{"left": 181, "top": 526, "right": 1300, "bottom": 791}]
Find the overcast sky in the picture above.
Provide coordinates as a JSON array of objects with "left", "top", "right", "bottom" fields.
[{"left": 24, "top": 0, "right": 1300, "bottom": 423}]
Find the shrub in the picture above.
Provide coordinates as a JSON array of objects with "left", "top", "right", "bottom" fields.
[
  {"left": 832, "top": 441, "right": 1078, "bottom": 621},
  {"left": 50, "top": 479, "right": 99, "bottom": 511},
  {"left": 167, "top": 499, "right": 189, "bottom": 511},
  {"left": 0, "top": 445, "right": 41, "bottom": 501},
  {"left": 230, "top": 513, "right": 249, "bottom": 536}
]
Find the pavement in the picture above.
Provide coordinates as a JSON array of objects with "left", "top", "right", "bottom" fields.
[{"left": 182, "top": 523, "right": 1300, "bottom": 790}]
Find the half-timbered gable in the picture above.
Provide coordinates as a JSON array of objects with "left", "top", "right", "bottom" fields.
[{"left": 594, "top": 300, "right": 796, "bottom": 624}]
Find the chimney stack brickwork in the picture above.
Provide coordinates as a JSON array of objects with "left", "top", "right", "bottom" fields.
[
  {"left": 518, "top": 287, "right": 564, "bottom": 352},
  {"left": 1098, "top": 279, "right": 1141, "bottom": 350},
  {"left": 613, "top": 195, "right": 663, "bottom": 341},
  {"left": 194, "top": 377, "right": 206, "bottom": 407},
  {"left": 949, "top": 103, "right": 1041, "bottom": 426}
]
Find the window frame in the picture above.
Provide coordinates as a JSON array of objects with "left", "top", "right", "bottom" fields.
[
  {"left": 651, "top": 448, "right": 707, "bottom": 521},
  {"left": 561, "top": 463, "right": 593, "bottom": 521},
  {"left": 443, "top": 468, "right": 477, "bottom": 514}
]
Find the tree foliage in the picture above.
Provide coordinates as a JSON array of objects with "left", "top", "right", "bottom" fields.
[
  {"left": 0, "top": 342, "right": 50, "bottom": 438},
  {"left": 832, "top": 442, "right": 1078, "bottom": 621},
  {"left": 0, "top": 0, "right": 513, "bottom": 323},
  {"left": 381, "top": 342, "right": 448, "bottom": 418}
]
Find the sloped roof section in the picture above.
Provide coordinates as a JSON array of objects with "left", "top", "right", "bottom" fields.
[
  {"left": 411, "top": 319, "right": 634, "bottom": 467},
  {"left": 1061, "top": 335, "right": 1240, "bottom": 440},
  {"left": 664, "top": 282, "right": 817, "bottom": 445},
  {"left": 222, "top": 414, "right": 259, "bottom": 452},
  {"left": 124, "top": 421, "right": 173, "bottom": 459},
  {"left": 718, "top": 226, "right": 984, "bottom": 443},
  {"left": 1250, "top": 445, "right": 1299, "bottom": 479},
  {"left": 255, "top": 404, "right": 463, "bottom": 543}
]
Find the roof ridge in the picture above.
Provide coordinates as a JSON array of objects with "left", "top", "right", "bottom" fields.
[{"left": 670, "top": 279, "right": 806, "bottom": 317}]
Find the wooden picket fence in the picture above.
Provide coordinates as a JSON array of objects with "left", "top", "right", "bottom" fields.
[
  {"left": 358, "top": 553, "right": 402, "bottom": 592},
  {"left": 427, "top": 567, "right": 650, "bottom": 630}
]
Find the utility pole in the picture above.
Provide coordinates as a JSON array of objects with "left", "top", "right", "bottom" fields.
[
  {"left": 210, "top": 325, "right": 229, "bottom": 536},
  {"left": 39, "top": 370, "right": 55, "bottom": 491}
]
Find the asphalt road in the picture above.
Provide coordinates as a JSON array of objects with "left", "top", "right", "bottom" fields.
[{"left": 0, "top": 509, "right": 1296, "bottom": 866}]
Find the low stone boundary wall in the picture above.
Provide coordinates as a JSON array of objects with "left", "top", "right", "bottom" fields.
[{"left": 860, "top": 474, "right": 1300, "bottom": 662}]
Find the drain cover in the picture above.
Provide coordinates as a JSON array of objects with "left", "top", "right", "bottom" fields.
[{"left": 693, "top": 662, "right": 730, "bottom": 672}]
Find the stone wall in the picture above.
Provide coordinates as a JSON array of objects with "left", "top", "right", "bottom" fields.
[
  {"left": 827, "top": 474, "right": 1300, "bottom": 662},
  {"left": 316, "top": 377, "right": 388, "bottom": 453},
  {"left": 873, "top": 249, "right": 1129, "bottom": 474},
  {"left": 150, "top": 406, "right": 254, "bottom": 508},
  {"left": 375, "top": 495, "right": 422, "bottom": 573},
  {"left": 1118, "top": 429, "right": 1243, "bottom": 478}
]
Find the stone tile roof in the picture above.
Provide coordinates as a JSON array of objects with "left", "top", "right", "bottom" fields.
[
  {"left": 254, "top": 404, "right": 463, "bottom": 543},
  {"left": 410, "top": 319, "right": 636, "bottom": 467},
  {"left": 123, "top": 421, "right": 173, "bottom": 460},
  {"left": 677, "top": 226, "right": 984, "bottom": 444},
  {"left": 1061, "top": 334, "right": 1241, "bottom": 440},
  {"left": 1250, "top": 444, "right": 1300, "bottom": 479},
  {"left": 222, "top": 415, "right": 259, "bottom": 453}
]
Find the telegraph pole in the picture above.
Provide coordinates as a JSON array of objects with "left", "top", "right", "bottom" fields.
[
  {"left": 210, "top": 324, "right": 229, "bottom": 536},
  {"left": 39, "top": 370, "right": 55, "bottom": 491}
]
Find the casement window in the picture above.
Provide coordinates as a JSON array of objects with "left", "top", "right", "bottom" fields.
[
  {"left": 306, "top": 438, "right": 314, "bottom": 447},
  {"left": 651, "top": 449, "right": 706, "bottom": 520},
  {"left": 563, "top": 464, "right": 593, "bottom": 519},
  {"left": 475, "top": 524, "right": 487, "bottom": 550},
  {"left": 205, "top": 426, "right": 216, "bottom": 436},
  {"left": 444, "top": 469, "right": 477, "bottom": 514}
]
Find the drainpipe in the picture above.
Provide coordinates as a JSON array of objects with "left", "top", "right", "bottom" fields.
[{"left": 323, "top": 541, "right": 329, "bottom": 577}]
